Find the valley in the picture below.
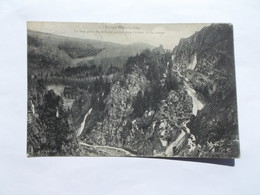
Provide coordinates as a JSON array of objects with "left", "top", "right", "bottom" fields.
[{"left": 27, "top": 24, "right": 239, "bottom": 158}]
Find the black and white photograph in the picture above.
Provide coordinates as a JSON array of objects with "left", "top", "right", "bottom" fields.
[{"left": 27, "top": 22, "right": 240, "bottom": 158}]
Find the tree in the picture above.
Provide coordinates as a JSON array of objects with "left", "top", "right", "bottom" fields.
[
  {"left": 133, "top": 91, "right": 145, "bottom": 117},
  {"left": 166, "top": 70, "right": 178, "bottom": 91},
  {"left": 166, "top": 61, "right": 178, "bottom": 91},
  {"left": 39, "top": 90, "right": 70, "bottom": 155}
]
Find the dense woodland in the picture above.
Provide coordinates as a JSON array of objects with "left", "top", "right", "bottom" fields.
[{"left": 27, "top": 45, "right": 180, "bottom": 156}]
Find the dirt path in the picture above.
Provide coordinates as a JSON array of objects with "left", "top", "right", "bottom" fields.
[{"left": 79, "top": 142, "right": 135, "bottom": 156}]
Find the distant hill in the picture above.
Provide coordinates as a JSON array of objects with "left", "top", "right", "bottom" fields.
[{"left": 27, "top": 30, "right": 155, "bottom": 72}]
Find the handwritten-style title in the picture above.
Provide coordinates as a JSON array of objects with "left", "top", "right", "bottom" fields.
[{"left": 74, "top": 25, "right": 165, "bottom": 35}]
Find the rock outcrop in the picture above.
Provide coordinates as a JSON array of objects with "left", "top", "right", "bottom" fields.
[
  {"left": 79, "top": 24, "right": 239, "bottom": 158},
  {"left": 172, "top": 24, "right": 239, "bottom": 158}
]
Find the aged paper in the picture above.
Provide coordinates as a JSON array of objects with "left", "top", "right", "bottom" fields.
[{"left": 27, "top": 22, "right": 240, "bottom": 158}]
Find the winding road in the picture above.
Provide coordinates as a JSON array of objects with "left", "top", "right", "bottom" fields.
[
  {"left": 164, "top": 68, "right": 203, "bottom": 156},
  {"left": 79, "top": 142, "right": 135, "bottom": 156},
  {"left": 165, "top": 130, "right": 186, "bottom": 157}
]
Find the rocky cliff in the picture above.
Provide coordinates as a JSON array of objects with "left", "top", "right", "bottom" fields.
[
  {"left": 172, "top": 24, "right": 239, "bottom": 158},
  {"left": 78, "top": 24, "right": 239, "bottom": 158},
  {"left": 79, "top": 48, "right": 194, "bottom": 156}
]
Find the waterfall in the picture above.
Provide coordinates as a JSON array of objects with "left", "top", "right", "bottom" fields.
[
  {"left": 56, "top": 109, "right": 59, "bottom": 118},
  {"left": 77, "top": 108, "right": 93, "bottom": 137},
  {"left": 184, "top": 81, "right": 204, "bottom": 116},
  {"left": 188, "top": 54, "right": 197, "bottom": 70},
  {"left": 31, "top": 100, "right": 35, "bottom": 115}
]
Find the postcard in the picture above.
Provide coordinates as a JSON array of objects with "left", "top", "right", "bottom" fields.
[{"left": 27, "top": 22, "right": 240, "bottom": 158}]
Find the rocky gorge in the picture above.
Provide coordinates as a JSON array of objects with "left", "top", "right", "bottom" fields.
[
  {"left": 76, "top": 24, "right": 239, "bottom": 158},
  {"left": 27, "top": 23, "right": 239, "bottom": 158}
]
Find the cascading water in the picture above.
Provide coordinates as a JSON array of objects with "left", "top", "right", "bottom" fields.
[
  {"left": 77, "top": 108, "right": 93, "bottom": 137},
  {"left": 184, "top": 81, "right": 204, "bottom": 116},
  {"left": 31, "top": 100, "right": 35, "bottom": 115}
]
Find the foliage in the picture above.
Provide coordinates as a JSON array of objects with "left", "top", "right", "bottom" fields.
[
  {"left": 106, "top": 64, "right": 120, "bottom": 75},
  {"left": 38, "top": 90, "right": 72, "bottom": 155},
  {"left": 58, "top": 41, "right": 103, "bottom": 59},
  {"left": 62, "top": 64, "right": 99, "bottom": 77},
  {"left": 166, "top": 61, "right": 179, "bottom": 91}
]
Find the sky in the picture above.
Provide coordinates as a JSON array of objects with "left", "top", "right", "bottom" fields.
[{"left": 27, "top": 22, "right": 210, "bottom": 49}]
